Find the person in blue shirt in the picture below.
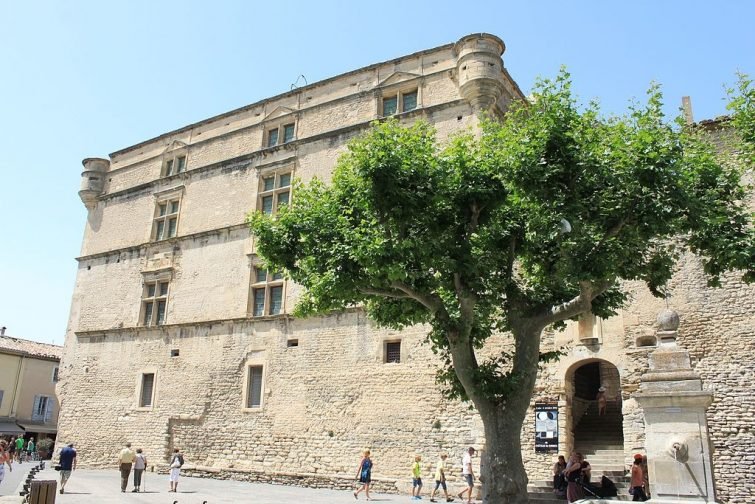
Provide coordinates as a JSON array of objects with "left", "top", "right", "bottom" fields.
[{"left": 58, "top": 443, "right": 77, "bottom": 494}]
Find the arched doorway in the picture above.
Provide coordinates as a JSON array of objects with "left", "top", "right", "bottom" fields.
[{"left": 566, "top": 360, "right": 624, "bottom": 470}]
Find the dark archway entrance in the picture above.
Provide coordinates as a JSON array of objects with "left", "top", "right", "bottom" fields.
[{"left": 567, "top": 360, "right": 624, "bottom": 479}]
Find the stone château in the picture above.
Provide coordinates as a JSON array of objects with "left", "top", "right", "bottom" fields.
[{"left": 58, "top": 34, "right": 754, "bottom": 502}]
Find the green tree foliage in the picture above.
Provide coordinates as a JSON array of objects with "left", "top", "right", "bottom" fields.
[
  {"left": 728, "top": 72, "right": 755, "bottom": 166},
  {"left": 249, "top": 70, "right": 754, "bottom": 503}
]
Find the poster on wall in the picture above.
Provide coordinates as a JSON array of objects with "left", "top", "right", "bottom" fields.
[{"left": 535, "top": 403, "right": 559, "bottom": 452}]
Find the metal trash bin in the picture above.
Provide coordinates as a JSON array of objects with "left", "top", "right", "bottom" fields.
[{"left": 29, "top": 480, "right": 57, "bottom": 504}]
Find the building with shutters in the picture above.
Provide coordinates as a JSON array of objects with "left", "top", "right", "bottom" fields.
[
  {"left": 57, "top": 34, "right": 755, "bottom": 502},
  {"left": 0, "top": 329, "right": 61, "bottom": 441}
]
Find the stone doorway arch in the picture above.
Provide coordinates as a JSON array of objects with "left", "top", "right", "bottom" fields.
[{"left": 564, "top": 359, "right": 623, "bottom": 457}]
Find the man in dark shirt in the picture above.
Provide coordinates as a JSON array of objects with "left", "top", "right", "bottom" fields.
[{"left": 58, "top": 443, "right": 77, "bottom": 494}]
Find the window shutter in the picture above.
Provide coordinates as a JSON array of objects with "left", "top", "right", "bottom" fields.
[
  {"left": 32, "top": 395, "right": 41, "bottom": 420},
  {"left": 44, "top": 399, "right": 54, "bottom": 422}
]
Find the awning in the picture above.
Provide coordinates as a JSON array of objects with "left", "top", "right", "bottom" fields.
[
  {"left": 0, "top": 422, "right": 25, "bottom": 434},
  {"left": 16, "top": 423, "right": 57, "bottom": 434}
]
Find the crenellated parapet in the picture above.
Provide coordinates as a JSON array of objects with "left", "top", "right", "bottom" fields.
[
  {"left": 79, "top": 158, "right": 109, "bottom": 210},
  {"left": 454, "top": 33, "right": 507, "bottom": 113}
]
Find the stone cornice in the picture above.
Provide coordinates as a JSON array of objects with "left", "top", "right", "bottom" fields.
[
  {"left": 76, "top": 223, "right": 250, "bottom": 262},
  {"left": 73, "top": 307, "right": 363, "bottom": 337}
]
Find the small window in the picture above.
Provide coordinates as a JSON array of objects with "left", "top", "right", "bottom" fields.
[
  {"left": 266, "top": 122, "right": 297, "bottom": 147},
  {"left": 0, "top": 390, "right": 4, "bottom": 409},
  {"left": 385, "top": 341, "right": 401, "bottom": 363},
  {"left": 140, "top": 373, "right": 155, "bottom": 407},
  {"left": 258, "top": 171, "right": 292, "bottom": 216},
  {"left": 170, "top": 349, "right": 180, "bottom": 357},
  {"left": 287, "top": 339, "right": 299, "bottom": 347},
  {"left": 152, "top": 197, "right": 181, "bottom": 241},
  {"left": 382, "top": 89, "right": 418, "bottom": 116},
  {"left": 246, "top": 365, "right": 263, "bottom": 408},
  {"left": 142, "top": 280, "right": 170, "bottom": 326},
  {"left": 52, "top": 367, "right": 59, "bottom": 383},
  {"left": 163, "top": 154, "right": 187, "bottom": 177},
  {"left": 250, "top": 266, "right": 285, "bottom": 317},
  {"left": 267, "top": 128, "right": 279, "bottom": 147}
]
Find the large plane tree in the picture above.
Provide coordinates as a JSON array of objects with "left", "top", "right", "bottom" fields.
[{"left": 249, "top": 72, "right": 755, "bottom": 503}]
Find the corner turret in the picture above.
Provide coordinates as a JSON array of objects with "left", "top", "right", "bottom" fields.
[
  {"left": 79, "top": 158, "right": 109, "bottom": 210},
  {"left": 454, "top": 33, "right": 507, "bottom": 112}
]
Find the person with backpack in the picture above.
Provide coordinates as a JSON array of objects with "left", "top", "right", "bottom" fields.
[{"left": 168, "top": 448, "right": 184, "bottom": 493}]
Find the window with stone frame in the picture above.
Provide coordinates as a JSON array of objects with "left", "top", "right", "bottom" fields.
[
  {"left": 266, "top": 122, "right": 296, "bottom": 147},
  {"left": 139, "top": 372, "right": 155, "bottom": 407},
  {"left": 162, "top": 153, "right": 187, "bottom": 177},
  {"left": 141, "top": 279, "right": 169, "bottom": 326},
  {"left": 245, "top": 365, "right": 264, "bottom": 408},
  {"left": 382, "top": 89, "right": 418, "bottom": 116},
  {"left": 250, "top": 264, "right": 284, "bottom": 317},
  {"left": 385, "top": 340, "right": 402, "bottom": 363},
  {"left": 152, "top": 197, "right": 181, "bottom": 241},
  {"left": 258, "top": 171, "right": 292, "bottom": 215}
]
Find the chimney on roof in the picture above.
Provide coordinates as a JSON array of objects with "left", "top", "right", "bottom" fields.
[
  {"left": 0, "top": 327, "right": 6, "bottom": 336},
  {"left": 682, "top": 96, "right": 694, "bottom": 125}
]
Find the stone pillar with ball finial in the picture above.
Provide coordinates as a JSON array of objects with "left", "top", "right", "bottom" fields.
[{"left": 634, "top": 308, "right": 717, "bottom": 502}]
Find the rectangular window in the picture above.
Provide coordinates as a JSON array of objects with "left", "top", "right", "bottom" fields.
[
  {"left": 140, "top": 373, "right": 155, "bottom": 407},
  {"left": 0, "top": 390, "right": 4, "bottom": 409},
  {"left": 402, "top": 91, "right": 418, "bottom": 112},
  {"left": 52, "top": 367, "right": 59, "bottom": 383},
  {"left": 32, "top": 395, "right": 53, "bottom": 422},
  {"left": 152, "top": 197, "right": 180, "bottom": 241},
  {"left": 267, "top": 128, "right": 279, "bottom": 147},
  {"left": 246, "top": 366, "right": 263, "bottom": 408},
  {"left": 283, "top": 123, "right": 295, "bottom": 143},
  {"left": 250, "top": 265, "right": 285, "bottom": 317},
  {"left": 385, "top": 341, "right": 401, "bottom": 363},
  {"left": 162, "top": 154, "right": 188, "bottom": 177},
  {"left": 142, "top": 280, "right": 169, "bottom": 326},
  {"left": 258, "top": 171, "right": 292, "bottom": 216},
  {"left": 383, "top": 96, "right": 398, "bottom": 116},
  {"left": 382, "top": 89, "right": 418, "bottom": 116}
]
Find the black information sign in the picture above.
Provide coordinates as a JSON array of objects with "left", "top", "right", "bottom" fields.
[{"left": 535, "top": 403, "right": 559, "bottom": 453}]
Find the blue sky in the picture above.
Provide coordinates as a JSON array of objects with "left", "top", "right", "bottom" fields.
[{"left": 1, "top": 0, "right": 753, "bottom": 344}]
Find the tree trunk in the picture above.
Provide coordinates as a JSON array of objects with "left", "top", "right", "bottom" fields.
[{"left": 477, "top": 322, "right": 543, "bottom": 504}]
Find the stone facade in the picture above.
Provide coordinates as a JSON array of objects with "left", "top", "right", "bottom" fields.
[{"left": 58, "top": 34, "right": 754, "bottom": 502}]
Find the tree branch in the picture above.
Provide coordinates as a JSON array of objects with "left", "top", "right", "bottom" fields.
[
  {"left": 358, "top": 287, "right": 412, "bottom": 299},
  {"left": 534, "top": 279, "right": 614, "bottom": 329},
  {"left": 390, "top": 281, "right": 444, "bottom": 314}
]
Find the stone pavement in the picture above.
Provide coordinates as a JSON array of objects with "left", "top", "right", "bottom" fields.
[
  {"left": 0, "top": 460, "right": 33, "bottom": 497},
  {"left": 1, "top": 468, "right": 475, "bottom": 504}
]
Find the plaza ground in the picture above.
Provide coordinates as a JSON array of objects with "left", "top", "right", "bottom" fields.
[{"left": 1, "top": 467, "right": 469, "bottom": 503}]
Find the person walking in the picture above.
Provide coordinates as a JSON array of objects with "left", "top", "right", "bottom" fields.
[
  {"left": 596, "top": 386, "right": 608, "bottom": 416},
  {"left": 118, "top": 442, "right": 136, "bottom": 493},
  {"left": 429, "top": 453, "right": 453, "bottom": 503},
  {"left": 353, "top": 449, "right": 372, "bottom": 500},
  {"left": 168, "top": 448, "right": 184, "bottom": 493},
  {"left": 411, "top": 454, "right": 423, "bottom": 500},
  {"left": 58, "top": 443, "right": 77, "bottom": 494},
  {"left": 25, "top": 437, "right": 35, "bottom": 461},
  {"left": 457, "top": 447, "right": 475, "bottom": 504},
  {"left": 631, "top": 455, "right": 648, "bottom": 501},
  {"left": 14, "top": 437, "right": 24, "bottom": 463},
  {"left": 132, "top": 448, "right": 147, "bottom": 492},
  {"left": 0, "top": 440, "right": 13, "bottom": 488}
]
